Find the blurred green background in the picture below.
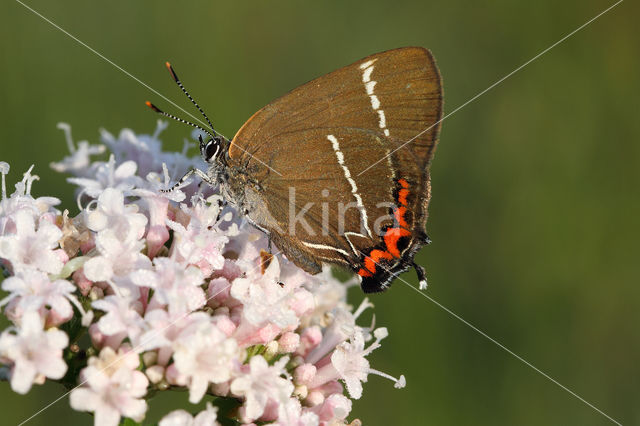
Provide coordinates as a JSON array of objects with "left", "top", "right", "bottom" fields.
[{"left": 1, "top": 0, "right": 638, "bottom": 424}]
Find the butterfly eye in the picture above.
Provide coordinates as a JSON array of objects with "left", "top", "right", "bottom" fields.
[{"left": 204, "top": 140, "right": 219, "bottom": 162}]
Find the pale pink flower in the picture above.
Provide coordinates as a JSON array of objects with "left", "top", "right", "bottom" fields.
[
  {"left": 167, "top": 195, "right": 235, "bottom": 275},
  {"left": 70, "top": 346, "right": 149, "bottom": 426},
  {"left": 234, "top": 323, "right": 283, "bottom": 347},
  {"left": 68, "top": 155, "right": 143, "bottom": 199},
  {"left": 305, "top": 299, "right": 373, "bottom": 365},
  {"left": 50, "top": 123, "right": 106, "bottom": 176},
  {"left": 294, "top": 363, "right": 317, "bottom": 386},
  {"left": 231, "top": 355, "right": 294, "bottom": 422},
  {"left": 73, "top": 267, "right": 94, "bottom": 296},
  {"left": 298, "top": 326, "right": 323, "bottom": 358},
  {"left": 0, "top": 163, "right": 60, "bottom": 236},
  {"left": 330, "top": 329, "right": 372, "bottom": 399},
  {"left": 135, "top": 309, "right": 195, "bottom": 365},
  {"left": 278, "top": 332, "right": 301, "bottom": 353},
  {"left": 159, "top": 402, "right": 220, "bottom": 426},
  {"left": 0, "top": 269, "right": 77, "bottom": 323},
  {"left": 309, "top": 394, "right": 352, "bottom": 424},
  {"left": 206, "top": 276, "right": 234, "bottom": 307},
  {"left": 222, "top": 226, "right": 264, "bottom": 265},
  {"left": 139, "top": 164, "right": 188, "bottom": 203},
  {"left": 130, "top": 257, "right": 205, "bottom": 314},
  {"left": 0, "top": 311, "right": 68, "bottom": 394},
  {"left": 312, "top": 328, "right": 405, "bottom": 399},
  {"left": 134, "top": 190, "right": 171, "bottom": 258},
  {"left": 211, "top": 313, "right": 237, "bottom": 337},
  {"left": 83, "top": 229, "right": 151, "bottom": 296},
  {"left": 100, "top": 121, "right": 202, "bottom": 189},
  {"left": 231, "top": 257, "right": 300, "bottom": 329},
  {"left": 92, "top": 295, "right": 145, "bottom": 346},
  {"left": 100, "top": 125, "right": 167, "bottom": 178},
  {"left": 301, "top": 268, "right": 353, "bottom": 327},
  {"left": 278, "top": 257, "right": 316, "bottom": 289},
  {"left": 165, "top": 363, "right": 188, "bottom": 387},
  {"left": 85, "top": 188, "right": 147, "bottom": 239},
  {"left": 271, "top": 398, "right": 319, "bottom": 426},
  {"left": 0, "top": 209, "right": 63, "bottom": 275},
  {"left": 172, "top": 317, "right": 242, "bottom": 403}
]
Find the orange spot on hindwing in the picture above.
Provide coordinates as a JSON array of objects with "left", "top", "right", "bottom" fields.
[
  {"left": 363, "top": 249, "right": 394, "bottom": 274},
  {"left": 382, "top": 178, "right": 413, "bottom": 258},
  {"left": 398, "top": 188, "right": 409, "bottom": 206},
  {"left": 357, "top": 178, "right": 415, "bottom": 282},
  {"left": 357, "top": 268, "right": 373, "bottom": 278},
  {"left": 394, "top": 206, "right": 409, "bottom": 229},
  {"left": 384, "top": 227, "right": 411, "bottom": 257}
]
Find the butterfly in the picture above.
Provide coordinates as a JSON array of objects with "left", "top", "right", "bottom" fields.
[{"left": 147, "top": 47, "right": 443, "bottom": 293}]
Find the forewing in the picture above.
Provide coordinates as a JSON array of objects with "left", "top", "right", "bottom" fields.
[{"left": 230, "top": 47, "right": 443, "bottom": 169}]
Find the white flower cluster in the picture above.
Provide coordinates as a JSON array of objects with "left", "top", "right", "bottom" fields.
[{"left": 0, "top": 122, "right": 405, "bottom": 426}]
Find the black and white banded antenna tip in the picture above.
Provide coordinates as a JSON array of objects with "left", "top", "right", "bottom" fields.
[
  {"left": 164, "top": 61, "right": 218, "bottom": 137},
  {"left": 144, "top": 101, "right": 214, "bottom": 140}
]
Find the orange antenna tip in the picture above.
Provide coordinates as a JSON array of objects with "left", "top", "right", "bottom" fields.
[
  {"left": 145, "top": 101, "right": 161, "bottom": 113},
  {"left": 165, "top": 62, "right": 178, "bottom": 81}
]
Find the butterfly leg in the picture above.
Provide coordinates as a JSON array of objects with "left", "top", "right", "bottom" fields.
[
  {"left": 412, "top": 262, "right": 428, "bottom": 290},
  {"left": 161, "top": 168, "right": 213, "bottom": 193},
  {"left": 214, "top": 198, "right": 224, "bottom": 223}
]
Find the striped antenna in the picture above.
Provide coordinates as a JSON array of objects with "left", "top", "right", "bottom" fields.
[
  {"left": 145, "top": 101, "right": 214, "bottom": 139},
  {"left": 165, "top": 62, "right": 218, "bottom": 137}
]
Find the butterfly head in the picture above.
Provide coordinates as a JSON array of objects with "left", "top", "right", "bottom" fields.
[
  {"left": 147, "top": 62, "right": 230, "bottom": 166},
  {"left": 199, "top": 134, "right": 225, "bottom": 164}
]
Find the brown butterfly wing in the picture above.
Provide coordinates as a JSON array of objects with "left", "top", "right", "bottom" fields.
[
  {"left": 230, "top": 47, "right": 442, "bottom": 167},
  {"left": 228, "top": 47, "right": 443, "bottom": 275}
]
